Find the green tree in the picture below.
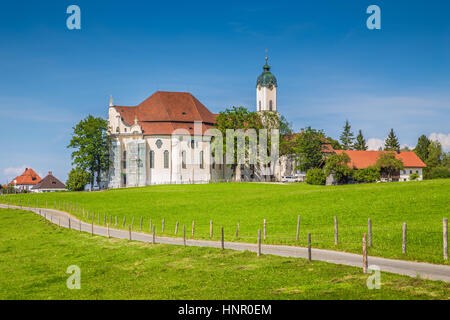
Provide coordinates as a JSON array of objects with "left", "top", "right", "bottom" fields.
[
  {"left": 384, "top": 128, "right": 400, "bottom": 151},
  {"left": 414, "top": 135, "right": 431, "bottom": 162},
  {"left": 409, "top": 172, "right": 419, "bottom": 181},
  {"left": 293, "top": 127, "right": 325, "bottom": 172},
  {"left": 354, "top": 130, "right": 368, "bottom": 151},
  {"left": 352, "top": 166, "right": 380, "bottom": 183},
  {"left": 306, "top": 168, "right": 326, "bottom": 185},
  {"left": 66, "top": 168, "right": 90, "bottom": 191},
  {"left": 326, "top": 136, "right": 342, "bottom": 150},
  {"left": 324, "top": 152, "right": 352, "bottom": 184},
  {"left": 425, "top": 141, "right": 443, "bottom": 168},
  {"left": 339, "top": 120, "right": 354, "bottom": 150},
  {"left": 375, "top": 152, "right": 404, "bottom": 181},
  {"left": 67, "top": 115, "right": 110, "bottom": 191}
]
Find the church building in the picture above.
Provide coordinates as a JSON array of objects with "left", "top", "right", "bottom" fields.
[{"left": 106, "top": 57, "right": 293, "bottom": 188}]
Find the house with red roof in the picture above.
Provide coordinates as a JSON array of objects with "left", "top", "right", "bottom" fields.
[
  {"left": 334, "top": 150, "right": 426, "bottom": 182},
  {"left": 8, "top": 168, "right": 42, "bottom": 192}
]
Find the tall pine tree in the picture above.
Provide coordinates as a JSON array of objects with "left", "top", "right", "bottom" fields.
[
  {"left": 354, "top": 130, "right": 368, "bottom": 151},
  {"left": 414, "top": 135, "right": 431, "bottom": 162},
  {"left": 384, "top": 128, "right": 400, "bottom": 151},
  {"left": 339, "top": 120, "right": 355, "bottom": 150}
]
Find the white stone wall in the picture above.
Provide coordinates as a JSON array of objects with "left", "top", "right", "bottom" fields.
[{"left": 400, "top": 167, "right": 423, "bottom": 181}]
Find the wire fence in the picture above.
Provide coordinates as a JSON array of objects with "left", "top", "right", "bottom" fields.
[{"left": 1, "top": 194, "right": 448, "bottom": 262}]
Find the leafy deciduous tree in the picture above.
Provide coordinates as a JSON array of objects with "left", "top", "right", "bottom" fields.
[
  {"left": 375, "top": 152, "right": 404, "bottom": 181},
  {"left": 324, "top": 152, "right": 352, "bottom": 184},
  {"left": 66, "top": 168, "right": 90, "bottom": 191},
  {"left": 67, "top": 115, "right": 110, "bottom": 191}
]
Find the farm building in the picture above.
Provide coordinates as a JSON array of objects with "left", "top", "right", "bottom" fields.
[
  {"left": 334, "top": 150, "right": 426, "bottom": 182},
  {"left": 31, "top": 172, "right": 67, "bottom": 193},
  {"left": 8, "top": 168, "right": 42, "bottom": 192}
]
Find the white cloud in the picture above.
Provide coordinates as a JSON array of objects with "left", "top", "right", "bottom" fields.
[
  {"left": 367, "top": 138, "right": 384, "bottom": 151},
  {"left": 3, "top": 165, "right": 29, "bottom": 179},
  {"left": 429, "top": 133, "right": 450, "bottom": 152}
]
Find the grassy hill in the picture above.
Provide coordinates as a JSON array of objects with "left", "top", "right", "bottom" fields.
[
  {"left": 0, "top": 208, "right": 448, "bottom": 299},
  {"left": 2, "top": 179, "right": 449, "bottom": 264}
]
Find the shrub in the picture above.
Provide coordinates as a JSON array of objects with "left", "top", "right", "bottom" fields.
[
  {"left": 324, "top": 152, "right": 352, "bottom": 184},
  {"left": 353, "top": 166, "right": 381, "bottom": 183},
  {"left": 429, "top": 167, "right": 450, "bottom": 179},
  {"left": 306, "top": 168, "right": 326, "bottom": 185},
  {"left": 409, "top": 172, "right": 419, "bottom": 180}
]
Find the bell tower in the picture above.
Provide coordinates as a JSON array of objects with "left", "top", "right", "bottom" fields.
[{"left": 256, "top": 51, "right": 277, "bottom": 112}]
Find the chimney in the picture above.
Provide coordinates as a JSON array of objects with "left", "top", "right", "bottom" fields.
[{"left": 48, "top": 171, "right": 53, "bottom": 176}]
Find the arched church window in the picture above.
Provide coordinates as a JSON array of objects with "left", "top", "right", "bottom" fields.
[
  {"left": 116, "top": 127, "right": 120, "bottom": 133},
  {"left": 182, "top": 151, "right": 187, "bottom": 169},
  {"left": 164, "top": 150, "right": 169, "bottom": 168},
  {"left": 258, "top": 101, "right": 261, "bottom": 111},
  {"left": 150, "top": 150, "right": 155, "bottom": 169},
  {"left": 199, "top": 151, "right": 204, "bottom": 169},
  {"left": 269, "top": 100, "right": 273, "bottom": 111}
]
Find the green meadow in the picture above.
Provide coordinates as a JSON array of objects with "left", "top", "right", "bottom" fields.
[
  {"left": 2, "top": 179, "right": 449, "bottom": 264},
  {"left": 0, "top": 208, "right": 448, "bottom": 299}
]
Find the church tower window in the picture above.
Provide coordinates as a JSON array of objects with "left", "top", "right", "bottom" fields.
[{"left": 269, "top": 100, "right": 273, "bottom": 111}]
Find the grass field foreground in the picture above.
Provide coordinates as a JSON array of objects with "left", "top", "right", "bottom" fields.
[
  {"left": 1, "top": 179, "right": 449, "bottom": 265},
  {"left": 0, "top": 208, "right": 449, "bottom": 299}
]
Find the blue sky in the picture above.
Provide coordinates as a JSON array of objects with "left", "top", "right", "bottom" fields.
[{"left": 0, "top": 0, "right": 449, "bottom": 183}]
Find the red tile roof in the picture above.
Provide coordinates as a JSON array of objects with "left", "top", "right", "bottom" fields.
[
  {"left": 8, "top": 168, "right": 42, "bottom": 186},
  {"left": 114, "top": 91, "right": 217, "bottom": 135},
  {"left": 334, "top": 150, "right": 426, "bottom": 169}
]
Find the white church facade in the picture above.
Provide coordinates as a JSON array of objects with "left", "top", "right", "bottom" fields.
[{"left": 106, "top": 58, "right": 295, "bottom": 188}]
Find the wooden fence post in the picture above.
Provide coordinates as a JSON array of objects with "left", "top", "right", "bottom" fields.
[
  {"left": 402, "top": 222, "right": 407, "bottom": 254},
  {"left": 183, "top": 224, "right": 186, "bottom": 247},
  {"left": 263, "top": 219, "right": 267, "bottom": 240},
  {"left": 91, "top": 221, "right": 94, "bottom": 236},
  {"left": 107, "top": 223, "right": 110, "bottom": 238},
  {"left": 152, "top": 226, "right": 156, "bottom": 244},
  {"left": 58, "top": 217, "right": 60, "bottom": 227},
  {"left": 140, "top": 216, "right": 143, "bottom": 231},
  {"left": 162, "top": 218, "right": 165, "bottom": 233},
  {"left": 368, "top": 218, "right": 372, "bottom": 248},
  {"left": 175, "top": 222, "right": 179, "bottom": 235},
  {"left": 308, "top": 233, "right": 312, "bottom": 261},
  {"left": 296, "top": 215, "right": 300, "bottom": 241},
  {"left": 131, "top": 217, "right": 134, "bottom": 230},
  {"left": 210, "top": 220, "right": 213, "bottom": 238},
  {"left": 221, "top": 227, "right": 224, "bottom": 250},
  {"left": 257, "top": 229, "right": 261, "bottom": 257},
  {"left": 122, "top": 216, "right": 126, "bottom": 228},
  {"left": 444, "top": 218, "right": 448, "bottom": 260},
  {"left": 236, "top": 223, "right": 239, "bottom": 239},
  {"left": 334, "top": 216, "right": 338, "bottom": 245},
  {"left": 191, "top": 221, "right": 195, "bottom": 238},
  {"left": 363, "top": 233, "right": 368, "bottom": 273},
  {"left": 68, "top": 218, "right": 71, "bottom": 229}
]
